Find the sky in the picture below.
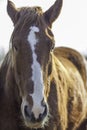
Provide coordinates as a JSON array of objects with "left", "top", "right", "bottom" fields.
[{"left": 0, "top": 0, "right": 87, "bottom": 54}]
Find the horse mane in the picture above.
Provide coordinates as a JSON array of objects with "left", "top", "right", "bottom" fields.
[
  {"left": 54, "top": 47, "right": 87, "bottom": 88},
  {"left": 0, "top": 52, "right": 11, "bottom": 87}
]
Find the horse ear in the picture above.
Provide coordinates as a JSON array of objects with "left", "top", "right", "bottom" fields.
[
  {"left": 7, "top": 0, "right": 20, "bottom": 25},
  {"left": 44, "top": 0, "right": 63, "bottom": 26}
]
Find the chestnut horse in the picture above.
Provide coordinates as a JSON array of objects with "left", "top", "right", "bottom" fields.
[{"left": 0, "top": 0, "right": 87, "bottom": 130}]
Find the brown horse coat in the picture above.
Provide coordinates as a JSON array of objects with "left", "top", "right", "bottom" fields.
[
  {"left": 0, "top": 0, "right": 87, "bottom": 130},
  {"left": 0, "top": 47, "right": 87, "bottom": 130}
]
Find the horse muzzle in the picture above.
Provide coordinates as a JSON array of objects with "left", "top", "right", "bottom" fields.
[{"left": 21, "top": 100, "right": 49, "bottom": 128}]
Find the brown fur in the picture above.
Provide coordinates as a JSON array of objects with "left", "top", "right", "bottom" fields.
[
  {"left": 0, "top": 0, "right": 87, "bottom": 130},
  {"left": 1, "top": 47, "right": 87, "bottom": 130}
]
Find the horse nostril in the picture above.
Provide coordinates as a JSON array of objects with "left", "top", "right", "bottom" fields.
[
  {"left": 38, "top": 105, "right": 47, "bottom": 121},
  {"left": 24, "top": 105, "right": 31, "bottom": 118},
  {"left": 44, "top": 105, "right": 47, "bottom": 116}
]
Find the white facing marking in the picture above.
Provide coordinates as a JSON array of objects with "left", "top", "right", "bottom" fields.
[{"left": 27, "top": 26, "right": 44, "bottom": 119}]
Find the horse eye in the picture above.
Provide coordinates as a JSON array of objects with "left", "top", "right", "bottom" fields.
[
  {"left": 12, "top": 40, "right": 21, "bottom": 52},
  {"left": 13, "top": 43, "right": 19, "bottom": 52},
  {"left": 14, "top": 45, "right": 18, "bottom": 51},
  {"left": 51, "top": 40, "right": 55, "bottom": 50},
  {"left": 41, "top": 98, "right": 46, "bottom": 106},
  {"left": 47, "top": 39, "right": 55, "bottom": 51}
]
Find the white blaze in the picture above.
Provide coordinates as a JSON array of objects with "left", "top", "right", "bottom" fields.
[{"left": 27, "top": 26, "right": 44, "bottom": 119}]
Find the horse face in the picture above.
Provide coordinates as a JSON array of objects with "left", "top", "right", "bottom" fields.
[
  {"left": 11, "top": 25, "right": 52, "bottom": 129},
  {"left": 7, "top": 0, "right": 62, "bottom": 129}
]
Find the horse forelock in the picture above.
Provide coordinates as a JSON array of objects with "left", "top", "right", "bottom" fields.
[
  {"left": 19, "top": 6, "right": 43, "bottom": 16},
  {"left": 10, "top": 6, "right": 46, "bottom": 45}
]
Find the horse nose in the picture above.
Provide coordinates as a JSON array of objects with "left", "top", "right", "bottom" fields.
[{"left": 24, "top": 105, "right": 47, "bottom": 122}]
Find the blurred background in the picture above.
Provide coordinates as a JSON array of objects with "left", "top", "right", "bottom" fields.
[{"left": 0, "top": 0, "right": 87, "bottom": 60}]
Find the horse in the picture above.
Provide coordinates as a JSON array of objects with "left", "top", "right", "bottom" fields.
[{"left": 0, "top": 0, "right": 87, "bottom": 130}]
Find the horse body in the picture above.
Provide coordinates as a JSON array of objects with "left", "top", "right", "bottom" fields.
[
  {"left": 0, "top": 0, "right": 87, "bottom": 130},
  {"left": 0, "top": 48, "right": 87, "bottom": 130},
  {"left": 53, "top": 47, "right": 87, "bottom": 129}
]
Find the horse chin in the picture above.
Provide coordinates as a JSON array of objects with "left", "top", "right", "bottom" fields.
[
  {"left": 25, "top": 121, "right": 43, "bottom": 129},
  {"left": 24, "top": 116, "right": 49, "bottom": 129}
]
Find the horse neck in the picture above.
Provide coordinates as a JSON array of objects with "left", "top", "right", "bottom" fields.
[
  {"left": 0, "top": 52, "right": 10, "bottom": 90},
  {"left": 49, "top": 53, "right": 68, "bottom": 128},
  {"left": 0, "top": 53, "right": 21, "bottom": 129},
  {"left": 0, "top": 51, "right": 19, "bottom": 101}
]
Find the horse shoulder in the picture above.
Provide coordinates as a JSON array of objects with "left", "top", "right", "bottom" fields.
[
  {"left": 53, "top": 47, "right": 87, "bottom": 88},
  {"left": 51, "top": 48, "right": 87, "bottom": 130}
]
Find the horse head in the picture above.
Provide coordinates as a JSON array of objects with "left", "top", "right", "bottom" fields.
[{"left": 7, "top": 0, "right": 63, "bottom": 128}]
